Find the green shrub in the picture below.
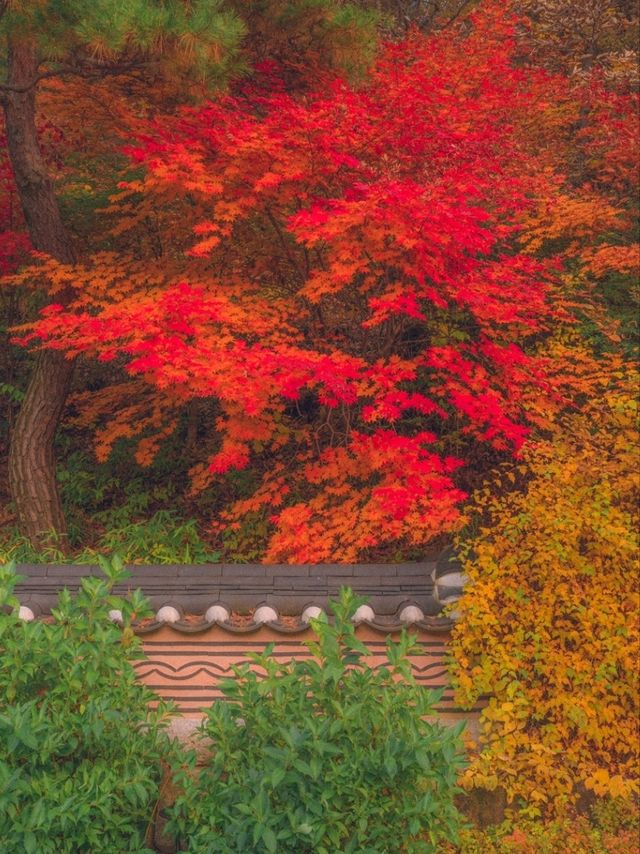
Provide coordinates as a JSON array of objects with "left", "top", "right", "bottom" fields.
[
  {"left": 0, "top": 557, "right": 177, "bottom": 854},
  {"left": 591, "top": 795, "right": 640, "bottom": 836},
  {"left": 79, "top": 510, "right": 221, "bottom": 564},
  {"left": 0, "top": 510, "right": 220, "bottom": 565},
  {"left": 168, "top": 588, "right": 465, "bottom": 853},
  {"left": 0, "top": 526, "right": 68, "bottom": 564}
]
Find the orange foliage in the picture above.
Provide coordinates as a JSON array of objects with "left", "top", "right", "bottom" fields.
[{"left": 451, "top": 360, "right": 639, "bottom": 811}]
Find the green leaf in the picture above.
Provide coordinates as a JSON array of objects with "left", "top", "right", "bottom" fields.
[
  {"left": 270, "top": 766, "right": 286, "bottom": 788},
  {"left": 263, "top": 826, "right": 277, "bottom": 852}
]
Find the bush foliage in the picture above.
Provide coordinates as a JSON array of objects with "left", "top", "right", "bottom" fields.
[
  {"left": 443, "top": 802, "right": 640, "bottom": 854},
  {"left": 168, "top": 588, "right": 465, "bottom": 853},
  {"left": 0, "top": 558, "right": 175, "bottom": 854},
  {"left": 451, "top": 365, "right": 639, "bottom": 812}
]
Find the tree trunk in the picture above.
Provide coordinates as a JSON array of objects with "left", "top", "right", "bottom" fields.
[{"left": 4, "top": 37, "right": 76, "bottom": 546}]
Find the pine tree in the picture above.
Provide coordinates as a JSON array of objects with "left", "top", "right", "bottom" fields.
[{"left": 0, "top": 0, "right": 244, "bottom": 545}]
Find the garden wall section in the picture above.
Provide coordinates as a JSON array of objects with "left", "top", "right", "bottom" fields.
[{"left": 15, "top": 561, "right": 480, "bottom": 729}]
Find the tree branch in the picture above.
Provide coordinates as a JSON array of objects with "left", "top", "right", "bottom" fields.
[
  {"left": 0, "top": 69, "right": 66, "bottom": 94},
  {"left": 0, "top": 59, "right": 148, "bottom": 98},
  {"left": 439, "top": 0, "right": 474, "bottom": 30}
]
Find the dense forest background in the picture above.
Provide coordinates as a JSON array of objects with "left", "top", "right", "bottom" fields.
[{"left": 0, "top": 0, "right": 638, "bottom": 564}]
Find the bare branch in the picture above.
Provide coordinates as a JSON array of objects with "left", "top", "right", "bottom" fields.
[{"left": 439, "top": 0, "right": 474, "bottom": 30}]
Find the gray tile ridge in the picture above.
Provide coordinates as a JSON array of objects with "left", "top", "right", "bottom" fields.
[{"left": 11, "top": 561, "right": 446, "bottom": 624}]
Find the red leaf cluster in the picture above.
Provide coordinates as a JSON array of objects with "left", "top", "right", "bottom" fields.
[{"left": 15, "top": 3, "right": 636, "bottom": 560}]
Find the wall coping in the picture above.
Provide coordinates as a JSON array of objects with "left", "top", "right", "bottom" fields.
[{"left": 12, "top": 554, "right": 466, "bottom": 633}]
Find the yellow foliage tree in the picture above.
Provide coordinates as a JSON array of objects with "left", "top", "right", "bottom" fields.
[{"left": 451, "top": 359, "right": 639, "bottom": 813}]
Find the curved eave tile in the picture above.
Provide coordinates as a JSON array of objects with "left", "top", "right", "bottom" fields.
[
  {"left": 417, "top": 616, "right": 455, "bottom": 633},
  {"left": 135, "top": 619, "right": 320, "bottom": 636},
  {"left": 354, "top": 617, "right": 454, "bottom": 634},
  {"left": 132, "top": 614, "right": 455, "bottom": 636}
]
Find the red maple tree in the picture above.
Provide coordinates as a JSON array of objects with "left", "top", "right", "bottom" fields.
[{"left": 16, "top": 5, "right": 635, "bottom": 561}]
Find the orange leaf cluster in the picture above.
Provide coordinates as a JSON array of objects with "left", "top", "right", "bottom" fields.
[{"left": 451, "top": 361, "right": 639, "bottom": 811}]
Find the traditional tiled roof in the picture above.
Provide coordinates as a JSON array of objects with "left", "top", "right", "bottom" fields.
[
  {"left": 13, "top": 553, "right": 467, "bottom": 633},
  {"left": 12, "top": 554, "right": 475, "bottom": 720}
]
